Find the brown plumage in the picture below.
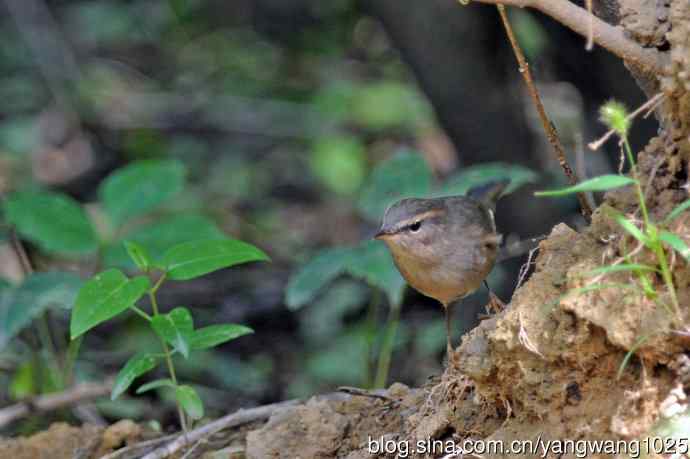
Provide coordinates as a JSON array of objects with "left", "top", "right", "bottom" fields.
[{"left": 375, "top": 181, "right": 508, "bottom": 356}]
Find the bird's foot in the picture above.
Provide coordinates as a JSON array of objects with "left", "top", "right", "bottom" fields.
[{"left": 487, "top": 291, "right": 506, "bottom": 314}]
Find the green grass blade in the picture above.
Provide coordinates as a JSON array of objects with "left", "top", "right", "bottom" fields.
[
  {"left": 535, "top": 175, "right": 636, "bottom": 197},
  {"left": 614, "top": 214, "right": 648, "bottom": 245},
  {"left": 585, "top": 263, "right": 658, "bottom": 276},
  {"left": 664, "top": 199, "right": 690, "bottom": 224}
]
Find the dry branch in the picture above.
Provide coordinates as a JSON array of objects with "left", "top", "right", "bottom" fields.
[
  {"left": 140, "top": 399, "right": 301, "bottom": 459},
  {"left": 0, "top": 380, "right": 112, "bottom": 429},
  {"left": 496, "top": 4, "right": 593, "bottom": 220},
  {"left": 472, "top": 0, "right": 666, "bottom": 74}
]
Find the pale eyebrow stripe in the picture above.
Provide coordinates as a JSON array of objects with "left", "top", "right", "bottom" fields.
[{"left": 395, "top": 209, "right": 445, "bottom": 230}]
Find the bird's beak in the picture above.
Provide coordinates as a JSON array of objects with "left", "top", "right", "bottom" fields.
[{"left": 374, "top": 229, "right": 391, "bottom": 240}]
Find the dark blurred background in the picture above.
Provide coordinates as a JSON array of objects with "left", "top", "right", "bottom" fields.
[{"left": 0, "top": 0, "right": 656, "bottom": 431}]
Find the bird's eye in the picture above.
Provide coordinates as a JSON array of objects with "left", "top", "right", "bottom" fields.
[{"left": 409, "top": 221, "right": 422, "bottom": 232}]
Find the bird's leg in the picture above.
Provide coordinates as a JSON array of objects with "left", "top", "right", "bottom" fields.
[
  {"left": 444, "top": 302, "right": 454, "bottom": 356},
  {"left": 484, "top": 280, "right": 506, "bottom": 313}
]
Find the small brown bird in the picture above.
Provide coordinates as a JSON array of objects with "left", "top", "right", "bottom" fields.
[{"left": 375, "top": 181, "right": 508, "bottom": 356}]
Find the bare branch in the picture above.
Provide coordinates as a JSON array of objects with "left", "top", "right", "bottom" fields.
[
  {"left": 471, "top": 0, "right": 666, "bottom": 74},
  {"left": 496, "top": 5, "right": 593, "bottom": 220},
  {"left": 0, "top": 380, "right": 112, "bottom": 429},
  {"left": 140, "top": 399, "right": 301, "bottom": 459}
]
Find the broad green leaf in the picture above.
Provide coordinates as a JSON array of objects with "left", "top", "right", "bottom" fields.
[
  {"left": 660, "top": 231, "right": 690, "bottom": 261},
  {"left": 664, "top": 199, "right": 690, "bottom": 224},
  {"left": 613, "top": 214, "right": 648, "bottom": 245},
  {"left": 70, "top": 269, "right": 150, "bottom": 339},
  {"left": 285, "top": 247, "right": 354, "bottom": 310},
  {"left": 4, "top": 190, "right": 98, "bottom": 254},
  {"left": 163, "top": 239, "right": 269, "bottom": 280},
  {"left": 310, "top": 136, "right": 366, "bottom": 195},
  {"left": 112, "top": 353, "right": 158, "bottom": 400},
  {"left": 124, "top": 241, "right": 151, "bottom": 271},
  {"left": 585, "top": 263, "right": 658, "bottom": 276},
  {"left": 434, "top": 163, "right": 538, "bottom": 197},
  {"left": 189, "top": 324, "right": 253, "bottom": 350},
  {"left": 357, "top": 150, "right": 433, "bottom": 222},
  {"left": 136, "top": 378, "right": 175, "bottom": 394},
  {"left": 99, "top": 159, "right": 186, "bottom": 226},
  {"left": 535, "top": 175, "right": 636, "bottom": 196},
  {"left": 104, "top": 214, "right": 225, "bottom": 268},
  {"left": 347, "top": 240, "right": 406, "bottom": 307},
  {"left": 175, "top": 385, "right": 204, "bottom": 420},
  {"left": 151, "top": 307, "right": 193, "bottom": 358},
  {"left": 0, "top": 272, "right": 83, "bottom": 349}
]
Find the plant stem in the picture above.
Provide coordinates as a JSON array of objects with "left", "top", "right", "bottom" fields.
[
  {"left": 64, "top": 336, "right": 82, "bottom": 387},
  {"left": 148, "top": 274, "right": 187, "bottom": 432},
  {"left": 623, "top": 139, "right": 650, "bottom": 227},
  {"left": 621, "top": 138, "right": 680, "bottom": 319},
  {"left": 363, "top": 291, "right": 380, "bottom": 388},
  {"left": 131, "top": 305, "right": 152, "bottom": 321},
  {"left": 654, "top": 244, "right": 680, "bottom": 318},
  {"left": 37, "top": 313, "right": 64, "bottom": 389},
  {"left": 622, "top": 138, "right": 679, "bottom": 317},
  {"left": 373, "top": 302, "right": 401, "bottom": 389}
]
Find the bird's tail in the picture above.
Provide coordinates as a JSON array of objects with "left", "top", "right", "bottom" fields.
[{"left": 467, "top": 179, "right": 510, "bottom": 210}]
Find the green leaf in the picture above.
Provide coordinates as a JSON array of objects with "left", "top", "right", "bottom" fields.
[
  {"left": 136, "top": 378, "right": 175, "bottom": 394},
  {"left": 189, "top": 324, "right": 253, "bottom": 350},
  {"left": 112, "top": 353, "right": 158, "bottom": 400},
  {"left": 664, "top": 199, "right": 690, "bottom": 224},
  {"left": 175, "top": 385, "right": 204, "bottom": 420},
  {"left": 163, "top": 239, "right": 269, "bottom": 280},
  {"left": 4, "top": 190, "right": 98, "bottom": 254},
  {"left": 614, "top": 214, "right": 648, "bottom": 245},
  {"left": 357, "top": 150, "right": 433, "bottom": 222},
  {"left": 285, "top": 247, "right": 354, "bottom": 310},
  {"left": 535, "top": 175, "right": 636, "bottom": 197},
  {"left": 151, "top": 307, "right": 193, "bottom": 358},
  {"left": 660, "top": 231, "right": 690, "bottom": 261},
  {"left": 0, "top": 272, "right": 83, "bottom": 349},
  {"left": 434, "top": 163, "right": 538, "bottom": 197},
  {"left": 70, "top": 269, "right": 150, "bottom": 339},
  {"left": 585, "top": 263, "right": 658, "bottom": 276},
  {"left": 104, "top": 214, "right": 225, "bottom": 269},
  {"left": 124, "top": 240, "right": 151, "bottom": 271},
  {"left": 99, "top": 159, "right": 186, "bottom": 226},
  {"left": 347, "top": 240, "right": 406, "bottom": 307}
]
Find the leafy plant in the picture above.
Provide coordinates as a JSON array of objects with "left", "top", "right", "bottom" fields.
[
  {"left": 288, "top": 149, "right": 536, "bottom": 388},
  {"left": 2, "top": 159, "right": 268, "bottom": 430},
  {"left": 72, "top": 240, "right": 265, "bottom": 428},
  {"left": 536, "top": 101, "right": 689, "bottom": 320}
]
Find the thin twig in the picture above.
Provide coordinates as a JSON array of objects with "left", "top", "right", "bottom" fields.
[
  {"left": 515, "top": 246, "right": 539, "bottom": 290},
  {"left": 337, "top": 386, "right": 397, "bottom": 403},
  {"left": 100, "top": 434, "right": 178, "bottom": 459},
  {"left": 140, "top": 400, "right": 301, "bottom": 459},
  {"left": 496, "top": 4, "right": 593, "bottom": 220},
  {"left": 589, "top": 93, "right": 665, "bottom": 151},
  {"left": 472, "top": 0, "right": 666, "bottom": 74},
  {"left": 0, "top": 379, "right": 113, "bottom": 428}
]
